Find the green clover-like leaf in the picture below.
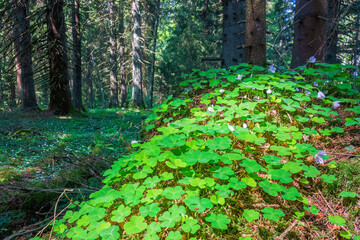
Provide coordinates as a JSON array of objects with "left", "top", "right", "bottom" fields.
[
  {"left": 99, "top": 225, "right": 120, "bottom": 240},
  {"left": 243, "top": 209, "right": 260, "bottom": 222},
  {"left": 259, "top": 181, "right": 286, "bottom": 196},
  {"left": 146, "top": 222, "right": 162, "bottom": 236},
  {"left": 268, "top": 169, "right": 293, "bottom": 183},
  {"left": 228, "top": 177, "right": 247, "bottom": 190},
  {"left": 162, "top": 186, "right": 185, "bottom": 200},
  {"left": 185, "top": 196, "right": 213, "bottom": 213},
  {"left": 304, "top": 166, "right": 320, "bottom": 178},
  {"left": 166, "top": 231, "right": 182, "bottom": 240},
  {"left": 321, "top": 174, "right": 337, "bottom": 183},
  {"left": 211, "top": 166, "right": 235, "bottom": 180},
  {"left": 261, "top": 207, "right": 285, "bottom": 221},
  {"left": 240, "top": 159, "right": 264, "bottom": 173},
  {"left": 241, "top": 177, "right": 257, "bottom": 187},
  {"left": 124, "top": 215, "right": 147, "bottom": 235},
  {"left": 182, "top": 218, "right": 200, "bottom": 234},
  {"left": 282, "top": 161, "right": 302, "bottom": 174},
  {"left": 281, "top": 187, "right": 301, "bottom": 201},
  {"left": 143, "top": 176, "right": 161, "bottom": 188},
  {"left": 339, "top": 191, "right": 357, "bottom": 198},
  {"left": 159, "top": 211, "right": 181, "bottom": 228},
  {"left": 139, "top": 202, "right": 161, "bottom": 217},
  {"left": 205, "top": 213, "right": 231, "bottom": 229},
  {"left": 328, "top": 215, "right": 346, "bottom": 226}
]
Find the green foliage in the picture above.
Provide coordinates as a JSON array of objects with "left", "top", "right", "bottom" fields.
[{"left": 47, "top": 63, "right": 360, "bottom": 239}]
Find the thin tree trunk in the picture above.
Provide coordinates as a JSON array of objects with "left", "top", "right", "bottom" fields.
[
  {"left": 95, "top": 68, "right": 105, "bottom": 106},
  {"left": 85, "top": 49, "right": 94, "bottom": 108},
  {"left": 131, "top": 0, "right": 144, "bottom": 108},
  {"left": 325, "top": 0, "right": 340, "bottom": 64},
  {"left": 245, "top": 0, "right": 267, "bottom": 67},
  {"left": 72, "top": 0, "right": 83, "bottom": 110},
  {"left": 119, "top": 4, "right": 127, "bottom": 107},
  {"left": 47, "top": 0, "right": 73, "bottom": 115},
  {"left": 353, "top": 4, "right": 360, "bottom": 67},
  {"left": 221, "top": 0, "right": 246, "bottom": 69},
  {"left": 291, "top": 0, "right": 328, "bottom": 68},
  {"left": 148, "top": 0, "right": 160, "bottom": 108},
  {"left": 109, "top": 0, "right": 119, "bottom": 107}
]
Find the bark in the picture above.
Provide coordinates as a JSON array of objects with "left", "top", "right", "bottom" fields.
[
  {"left": 109, "top": 0, "right": 119, "bottom": 107},
  {"left": 47, "top": 0, "right": 73, "bottom": 115},
  {"left": 148, "top": 0, "right": 160, "bottom": 108},
  {"left": 221, "top": 0, "right": 246, "bottom": 69},
  {"left": 245, "top": 0, "right": 267, "bottom": 67},
  {"left": 353, "top": 3, "right": 360, "bottom": 67},
  {"left": 325, "top": 0, "right": 340, "bottom": 64},
  {"left": 12, "top": 0, "right": 38, "bottom": 110},
  {"left": 119, "top": 4, "right": 127, "bottom": 107},
  {"left": 72, "top": 0, "right": 83, "bottom": 110},
  {"left": 85, "top": 49, "right": 94, "bottom": 108},
  {"left": 131, "top": 0, "right": 144, "bottom": 108},
  {"left": 291, "top": 0, "right": 328, "bottom": 68}
]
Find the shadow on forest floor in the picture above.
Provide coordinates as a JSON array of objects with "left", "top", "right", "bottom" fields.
[{"left": 0, "top": 108, "right": 147, "bottom": 239}]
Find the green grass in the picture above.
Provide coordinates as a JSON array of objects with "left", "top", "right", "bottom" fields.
[{"left": 0, "top": 108, "right": 147, "bottom": 238}]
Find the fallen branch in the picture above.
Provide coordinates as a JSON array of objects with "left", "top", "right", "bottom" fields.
[
  {"left": 278, "top": 220, "right": 299, "bottom": 240},
  {"left": 0, "top": 184, "right": 95, "bottom": 194}
]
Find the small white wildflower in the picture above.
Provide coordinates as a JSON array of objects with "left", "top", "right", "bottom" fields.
[
  {"left": 268, "top": 65, "right": 276, "bottom": 73},
  {"left": 227, "top": 124, "right": 235, "bottom": 132},
  {"left": 219, "top": 89, "right": 225, "bottom": 93},
  {"left": 207, "top": 105, "right": 214, "bottom": 113},
  {"left": 243, "top": 123, "right": 248, "bottom": 128},
  {"left": 333, "top": 101, "right": 340, "bottom": 109},
  {"left": 309, "top": 56, "right": 316, "bottom": 63},
  {"left": 243, "top": 95, "right": 248, "bottom": 99},
  {"left": 252, "top": 87, "right": 255, "bottom": 90},
  {"left": 314, "top": 82, "right": 318, "bottom": 87},
  {"left": 305, "top": 91, "right": 311, "bottom": 96},
  {"left": 295, "top": 87, "right": 300, "bottom": 92},
  {"left": 353, "top": 71, "right": 358, "bottom": 77},
  {"left": 236, "top": 74, "right": 243, "bottom": 80},
  {"left": 266, "top": 89, "right": 272, "bottom": 94},
  {"left": 317, "top": 91, "right": 326, "bottom": 99},
  {"left": 131, "top": 140, "right": 138, "bottom": 145}
]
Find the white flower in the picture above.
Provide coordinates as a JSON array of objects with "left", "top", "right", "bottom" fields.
[
  {"left": 333, "top": 101, "right": 340, "bottom": 109},
  {"left": 131, "top": 140, "right": 138, "bottom": 145},
  {"left": 219, "top": 89, "right": 225, "bottom": 93},
  {"left": 295, "top": 87, "right": 300, "bottom": 92},
  {"left": 317, "top": 91, "right": 326, "bottom": 99},
  {"left": 236, "top": 74, "right": 243, "bottom": 80},
  {"left": 309, "top": 56, "right": 316, "bottom": 63},
  {"left": 227, "top": 124, "right": 235, "bottom": 132},
  {"left": 314, "top": 150, "right": 327, "bottom": 164},
  {"left": 353, "top": 71, "right": 358, "bottom": 77},
  {"left": 305, "top": 91, "right": 311, "bottom": 96},
  {"left": 266, "top": 89, "right": 272, "bottom": 94},
  {"left": 243, "top": 123, "right": 248, "bottom": 128},
  {"left": 243, "top": 95, "right": 248, "bottom": 99},
  {"left": 207, "top": 105, "right": 214, "bottom": 113},
  {"left": 268, "top": 65, "right": 276, "bottom": 73},
  {"left": 314, "top": 82, "right": 318, "bottom": 87}
]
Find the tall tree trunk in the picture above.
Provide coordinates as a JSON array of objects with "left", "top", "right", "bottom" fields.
[
  {"left": 131, "top": 0, "right": 144, "bottom": 108},
  {"left": 119, "top": 4, "right": 127, "bottom": 107},
  {"left": 109, "top": 0, "right": 119, "bottom": 107},
  {"left": 291, "top": 0, "right": 328, "bottom": 68},
  {"left": 353, "top": 3, "right": 360, "bottom": 67},
  {"left": 72, "top": 0, "right": 83, "bottom": 110},
  {"left": 148, "top": 0, "right": 160, "bottom": 108},
  {"left": 325, "top": 0, "right": 340, "bottom": 64},
  {"left": 47, "top": 0, "right": 73, "bottom": 115},
  {"left": 221, "top": 0, "right": 246, "bottom": 69},
  {"left": 12, "top": 0, "right": 38, "bottom": 110},
  {"left": 85, "top": 49, "right": 94, "bottom": 108},
  {"left": 245, "top": 0, "right": 267, "bottom": 67}
]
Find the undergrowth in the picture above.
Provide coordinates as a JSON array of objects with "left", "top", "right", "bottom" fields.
[{"left": 34, "top": 62, "right": 360, "bottom": 240}]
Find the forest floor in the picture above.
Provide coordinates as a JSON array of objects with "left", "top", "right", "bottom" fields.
[{"left": 0, "top": 108, "right": 147, "bottom": 239}]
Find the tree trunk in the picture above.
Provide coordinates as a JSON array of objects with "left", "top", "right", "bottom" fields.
[
  {"left": 12, "top": 0, "right": 38, "bottom": 110},
  {"left": 72, "top": 0, "right": 83, "bottom": 110},
  {"left": 353, "top": 3, "right": 360, "bottom": 67},
  {"left": 221, "top": 0, "right": 246, "bottom": 69},
  {"left": 119, "top": 4, "right": 127, "bottom": 107},
  {"left": 131, "top": 0, "right": 144, "bottom": 108},
  {"left": 109, "top": 0, "right": 119, "bottom": 107},
  {"left": 325, "top": 0, "right": 340, "bottom": 64},
  {"left": 291, "top": 0, "right": 328, "bottom": 68},
  {"left": 85, "top": 49, "right": 95, "bottom": 108},
  {"left": 245, "top": 0, "right": 267, "bottom": 67},
  {"left": 47, "top": 0, "right": 73, "bottom": 115},
  {"left": 148, "top": 0, "right": 160, "bottom": 108}
]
